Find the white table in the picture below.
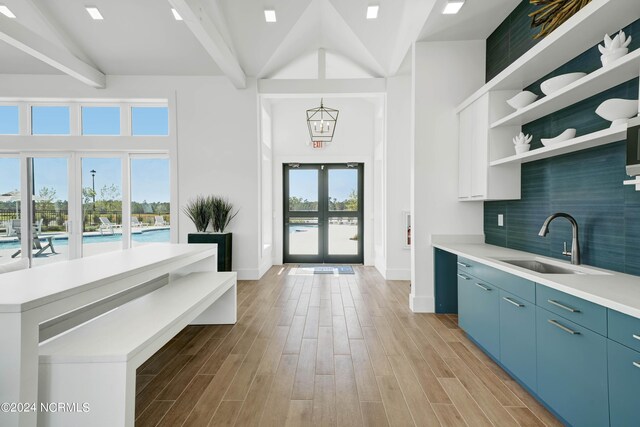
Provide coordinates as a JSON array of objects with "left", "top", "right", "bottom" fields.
[{"left": 0, "top": 244, "right": 217, "bottom": 427}]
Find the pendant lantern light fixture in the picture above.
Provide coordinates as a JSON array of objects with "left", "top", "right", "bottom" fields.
[{"left": 306, "top": 98, "right": 339, "bottom": 144}]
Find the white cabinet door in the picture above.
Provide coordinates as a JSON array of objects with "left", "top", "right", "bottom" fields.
[
  {"left": 458, "top": 105, "right": 473, "bottom": 199},
  {"left": 470, "top": 95, "right": 489, "bottom": 198}
]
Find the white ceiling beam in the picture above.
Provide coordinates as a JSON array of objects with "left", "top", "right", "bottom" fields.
[
  {"left": 168, "top": 0, "right": 246, "bottom": 89},
  {"left": 0, "top": 14, "right": 105, "bottom": 88},
  {"left": 23, "top": 0, "right": 98, "bottom": 68}
]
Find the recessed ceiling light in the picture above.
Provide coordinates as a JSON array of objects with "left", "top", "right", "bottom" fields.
[
  {"left": 0, "top": 5, "right": 16, "bottom": 18},
  {"left": 366, "top": 5, "right": 379, "bottom": 20},
  {"left": 85, "top": 6, "right": 104, "bottom": 20},
  {"left": 442, "top": 1, "right": 465, "bottom": 15},
  {"left": 171, "top": 8, "right": 183, "bottom": 21},
  {"left": 264, "top": 9, "right": 276, "bottom": 23}
]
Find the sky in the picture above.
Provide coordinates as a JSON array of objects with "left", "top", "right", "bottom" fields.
[
  {"left": 289, "top": 168, "right": 358, "bottom": 202},
  {"left": 0, "top": 106, "right": 170, "bottom": 203}
]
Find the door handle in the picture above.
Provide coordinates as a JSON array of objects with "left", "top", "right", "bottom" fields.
[
  {"left": 457, "top": 273, "right": 470, "bottom": 280},
  {"left": 457, "top": 261, "right": 470, "bottom": 268},
  {"left": 475, "top": 283, "right": 491, "bottom": 291},
  {"left": 547, "top": 299, "right": 580, "bottom": 313},
  {"left": 502, "top": 297, "right": 524, "bottom": 307},
  {"left": 633, "top": 361, "right": 640, "bottom": 369},
  {"left": 633, "top": 334, "right": 640, "bottom": 341},
  {"left": 548, "top": 319, "right": 580, "bottom": 335}
]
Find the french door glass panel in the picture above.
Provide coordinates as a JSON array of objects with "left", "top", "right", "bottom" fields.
[
  {"left": 82, "top": 157, "right": 122, "bottom": 257},
  {"left": 289, "top": 169, "right": 318, "bottom": 211},
  {"left": 0, "top": 157, "right": 21, "bottom": 267},
  {"left": 31, "top": 157, "right": 69, "bottom": 267},
  {"left": 131, "top": 158, "right": 170, "bottom": 246}
]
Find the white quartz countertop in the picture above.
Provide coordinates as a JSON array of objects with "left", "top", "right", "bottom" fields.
[
  {"left": 0, "top": 244, "right": 217, "bottom": 313},
  {"left": 433, "top": 242, "right": 640, "bottom": 320}
]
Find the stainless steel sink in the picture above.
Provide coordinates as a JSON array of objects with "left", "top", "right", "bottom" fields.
[{"left": 500, "top": 260, "right": 581, "bottom": 274}]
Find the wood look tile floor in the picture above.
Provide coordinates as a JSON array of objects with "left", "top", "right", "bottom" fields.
[{"left": 135, "top": 266, "right": 561, "bottom": 427}]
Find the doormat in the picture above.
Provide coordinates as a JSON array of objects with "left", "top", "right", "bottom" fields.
[{"left": 296, "top": 265, "right": 355, "bottom": 275}]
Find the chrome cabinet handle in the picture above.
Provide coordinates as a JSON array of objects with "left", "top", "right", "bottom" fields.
[
  {"left": 633, "top": 361, "right": 640, "bottom": 369},
  {"left": 503, "top": 297, "right": 524, "bottom": 307},
  {"left": 633, "top": 334, "right": 640, "bottom": 341},
  {"left": 547, "top": 299, "right": 580, "bottom": 313},
  {"left": 475, "top": 283, "right": 491, "bottom": 291},
  {"left": 457, "top": 261, "right": 471, "bottom": 268},
  {"left": 548, "top": 319, "right": 580, "bottom": 335},
  {"left": 457, "top": 273, "right": 471, "bottom": 280}
]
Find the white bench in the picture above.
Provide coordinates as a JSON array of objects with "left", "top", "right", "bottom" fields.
[{"left": 37, "top": 271, "right": 237, "bottom": 427}]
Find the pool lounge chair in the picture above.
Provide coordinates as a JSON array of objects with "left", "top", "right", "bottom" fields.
[
  {"left": 131, "top": 217, "right": 147, "bottom": 228},
  {"left": 11, "top": 226, "right": 56, "bottom": 258},
  {"left": 99, "top": 217, "right": 122, "bottom": 235},
  {"left": 154, "top": 216, "right": 168, "bottom": 226}
]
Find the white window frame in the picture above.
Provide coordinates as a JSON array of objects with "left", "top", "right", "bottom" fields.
[{"left": 0, "top": 96, "right": 178, "bottom": 269}]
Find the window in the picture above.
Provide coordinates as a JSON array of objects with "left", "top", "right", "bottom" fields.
[
  {"left": 82, "top": 106, "right": 120, "bottom": 135},
  {"left": 131, "top": 158, "right": 170, "bottom": 245},
  {"left": 31, "top": 106, "right": 70, "bottom": 135},
  {"left": 131, "top": 107, "right": 169, "bottom": 136},
  {"left": 0, "top": 106, "right": 19, "bottom": 135}
]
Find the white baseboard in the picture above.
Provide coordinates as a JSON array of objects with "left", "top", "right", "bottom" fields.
[
  {"left": 410, "top": 295, "right": 435, "bottom": 313},
  {"left": 258, "top": 260, "right": 273, "bottom": 279},
  {"left": 235, "top": 269, "right": 260, "bottom": 280},
  {"left": 385, "top": 268, "right": 411, "bottom": 281}
]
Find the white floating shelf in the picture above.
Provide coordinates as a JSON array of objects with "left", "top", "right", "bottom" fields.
[
  {"left": 490, "top": 125, "right": 627, "bottom": 166},
  {"left": 456, "top": 0, "right": 639, "bottom": 114},
  {"left": 492, "top": 49, "right": 640, "bottom": 128}
]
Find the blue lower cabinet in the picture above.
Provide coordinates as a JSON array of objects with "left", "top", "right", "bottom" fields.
[
  {"left": 457, "top": 272, "right": 500, "bottom": 358},
  {"left": 536, "top": 307, "right": 609, "bottom": 427},
  {"left": 499, "top": 290, "right": 536, "bottom": 391},
  {"left": 608, "top": 339, "right": 640, "bottom": 427}
]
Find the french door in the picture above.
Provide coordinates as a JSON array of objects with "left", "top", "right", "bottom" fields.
[{"left": 283, "top": 163, "right": 364, "bottom": 264}]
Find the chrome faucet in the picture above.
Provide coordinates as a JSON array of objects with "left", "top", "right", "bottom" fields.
[{"left": 538, "top": 213, "right": 581, "bottom": 265}]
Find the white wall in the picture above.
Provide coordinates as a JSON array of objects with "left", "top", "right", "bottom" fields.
[
  {"left": 0, "top": 74, "right": 263, "bottom": 280},
  {"left": 269, "top": 97, "right": 379, "bottom": 265},
  {"left": 384, "top": 75, "right": 412, "bottom": 280},
  {"left": 410, "top": 41, "right": 485, "bottom": 312}
]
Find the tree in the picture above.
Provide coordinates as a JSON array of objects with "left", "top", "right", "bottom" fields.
[
  {"left": 344, "top": 190, "right": 358, "bottom": 211},
  {"left": 82, "top": 187, "right": 96, "bottom": 205},
  {"left": 37, "top": 186, "right": 57, "bottom": 211}
]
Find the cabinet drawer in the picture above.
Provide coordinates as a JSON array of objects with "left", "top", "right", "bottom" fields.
[
  {"left": 608, "top": 339, "right": 640, "bottom": 427},
  {"left": 536, "top": 284, "right": 607, "bottom": 335},
  {"left": 536, "top": 307, "right": 609, "bottom": 427},
  {"left": 608, "top": 309, "right": 640, "bottom": 352},
  {"left": 457, "top": 257, "right": 535, "bottom": 303}
]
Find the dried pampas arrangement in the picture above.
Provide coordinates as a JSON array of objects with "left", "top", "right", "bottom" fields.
[{"left": 529, "top": 0, "right": 592, "bottom": 39}]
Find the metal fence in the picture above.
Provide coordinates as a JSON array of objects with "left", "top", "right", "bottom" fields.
[{"left": 0, "top": 209, "right": 170, "bottom": 231}]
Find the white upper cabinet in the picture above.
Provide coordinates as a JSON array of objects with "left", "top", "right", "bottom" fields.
[{"left": 457, "top": 92, "right": 521, "bottom": 201}]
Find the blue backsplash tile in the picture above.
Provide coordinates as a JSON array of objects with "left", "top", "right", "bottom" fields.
[{"left": 484, "top": 14, "right": 640, "bottom": 275}]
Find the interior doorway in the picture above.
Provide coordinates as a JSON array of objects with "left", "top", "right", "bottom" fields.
[{"left": 283, "top": 163, "right": 364, "bottom": 264}]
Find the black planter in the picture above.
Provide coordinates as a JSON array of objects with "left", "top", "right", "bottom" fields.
[{"left": 187, "top": 232, "right": 232, "bottom": 272}]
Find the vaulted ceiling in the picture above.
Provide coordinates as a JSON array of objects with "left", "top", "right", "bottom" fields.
[{"left": 0, "top": 0, "right": 519, "bottom": 89}]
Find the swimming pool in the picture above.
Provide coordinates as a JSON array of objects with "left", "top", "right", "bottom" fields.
[{"left": 0, "top": 228, "right": 170, "bottom": 249}]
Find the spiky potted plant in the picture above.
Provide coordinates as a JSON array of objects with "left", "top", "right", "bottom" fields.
[
  {"left": 183, "top": 196, "right": 211, "bottom": 232},
  {"left": 186, "top": 195, "right": 238, "bottom": 272}
]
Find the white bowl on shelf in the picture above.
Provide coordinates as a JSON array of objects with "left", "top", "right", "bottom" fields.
[
  {"left": 595, "top": 99, "right": 639, "bottom": 127},
  {"left": 540, "top": 72, "right": 587, "bottom": 96},
  {"left": 507, "top": 91, "right": 539, "bottom": 110},
  {"left": 515, "top": 144, "right": 531, "bottom": 155},
  {"left": 541, "top": 128, "right": 576, "bottom": 147},
  {"left": 600, "top": 48, "right": 629, "bottom": 67}
]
